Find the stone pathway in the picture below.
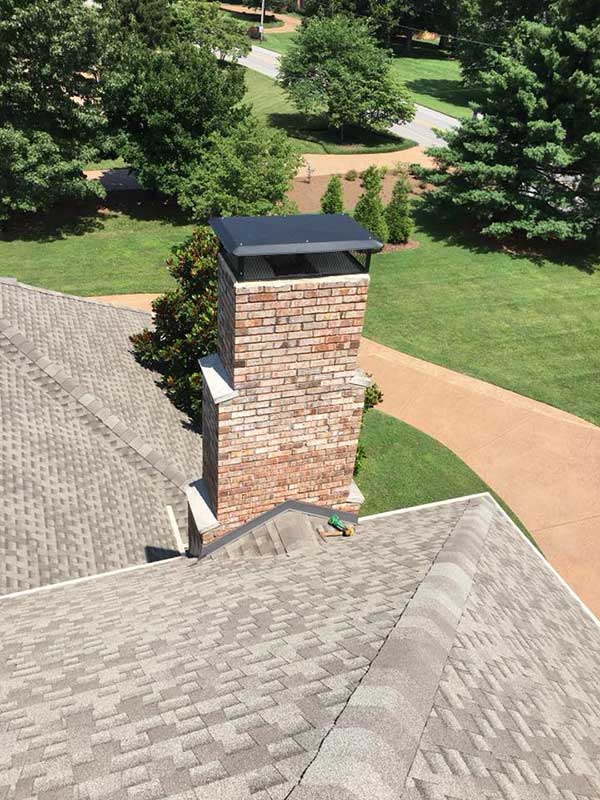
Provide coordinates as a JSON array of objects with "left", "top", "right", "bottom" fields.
[{"left": 89, "top": 294, "right": 600, "bottom": 615}]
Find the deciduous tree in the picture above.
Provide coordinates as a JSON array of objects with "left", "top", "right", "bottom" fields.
[
  {"left": 0, "top": 0, "right": 105, "bottom": 222},
  {"left": 178, "top": 115, "right": 302, "bottom": 219},
  {"left": 278, "top": 15, "right": 414, "bottom": 141}
]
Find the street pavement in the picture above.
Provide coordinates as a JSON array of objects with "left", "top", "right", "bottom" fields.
[{"left": 240, "top": 45, "right": 460, "bottom": 147}]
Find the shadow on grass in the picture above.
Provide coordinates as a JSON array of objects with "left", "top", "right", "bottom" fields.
[
  {"left": 268, "top": 112, "right": 415, "bottom": 153},
  {"left": 414, "top": 203, "right": 599, "bottom": 274},
  {"left": 390, "top": 39, "right": 451, "bottom": 61},
  {"left": 406, "top": 77, "right": 481, "bottom": 112},
  {"left": 0, "top": 190, "right": 192, "bottom": 245},
  {"left": 222, "top": 7, "right": 281, "bottom": 25}
]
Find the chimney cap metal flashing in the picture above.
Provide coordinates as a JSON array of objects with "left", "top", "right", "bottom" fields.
[{"left": 209, "top": 213, "right": 382, "bottom": 257}]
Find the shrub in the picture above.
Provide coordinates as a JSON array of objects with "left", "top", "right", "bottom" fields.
[
  {"left": 320, "top": 174, "right": 343, "bottom": 214},
  {"left": 353, "top": 165, "right": 388, "bottom": 243},
  {"left": 354, "top": 380, "right": 383, "bottom": 475},
  {"left": 130, "top": 227, "right": 218, "bottom": 422},
  {"left": 345, "top": 169, "right": 358, "bottom": 181},
  {"left": 385, "top": 170, "right": 413, "bottom": 243}
]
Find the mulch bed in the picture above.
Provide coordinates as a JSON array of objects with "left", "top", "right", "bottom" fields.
[{"left": 381, "top": 240, "right": 420, "bottom": 253}]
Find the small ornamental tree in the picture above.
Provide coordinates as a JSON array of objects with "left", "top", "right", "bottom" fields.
[
  {"left": 278, "top": 15, "right": 414, "bottom": 141},
  {"left": 320, "top": 175, "right": 344, "bottom": 214},
  {"left": 385, "top": 170, "right": 413, "bottom": 243},
  {"left": 354, "top": 166, "right": 389, "bottom": 243},
  {"left": 130, "top": 228, "right": 219, "bottom": 422}
]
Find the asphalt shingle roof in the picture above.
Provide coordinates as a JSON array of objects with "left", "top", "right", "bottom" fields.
[
  {"left": 1, "top": 496, "right": 599, "bottom": 800},
  {"left": 0, "top": 280, "right": 203, "bottom": 595}
]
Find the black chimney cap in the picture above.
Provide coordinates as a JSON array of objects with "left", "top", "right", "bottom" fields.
[{"left": 209, "top": 214, "right": 382, "bottom": 257}]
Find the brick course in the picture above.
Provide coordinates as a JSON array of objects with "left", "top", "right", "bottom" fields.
[{"left": 203, "top": 256, "right": 369, "bottom": 535}]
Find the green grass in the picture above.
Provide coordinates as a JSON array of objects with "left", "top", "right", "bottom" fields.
[
  {"left": 258, "top": 31, "right": 298, "bottom": 55},
  {"left": 83, "top": 156, "right": 127, "bottom": 171},
  {"left": 364, "top": 208, "right": 600, "bottom": 426},
  {"left": 357, "top": 410, "right": 532, "bottom": 540},
  {"left": 244, "top": 68, "right": 416, "bottom": 154},
  {"left": 390, "top": 40, "right": 478, "bottom": 118},
  {"left": 255, "top": 34, "right": 479, "bottom": 118},
  {"left": 0, "top": 194, "right": 192, "bottom": 296}
]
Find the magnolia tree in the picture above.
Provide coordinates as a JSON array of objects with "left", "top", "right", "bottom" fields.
[{"left": 278, "top": 15, "right": 415, "bottom": 142}]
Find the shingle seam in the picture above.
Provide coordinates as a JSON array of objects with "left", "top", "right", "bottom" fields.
[
  {"left": 287, "top": 496, "right": 497, "bottom": 800},
  {"left": 0, "top": 317, "right": 188, "bottom": 492},
  {"left": 0, "top": 278, "right": 152, "bottom": 318}
]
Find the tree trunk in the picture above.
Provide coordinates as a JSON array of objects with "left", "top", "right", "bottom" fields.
[
  {"left": 403, "top": 30, "right": 413, "bottom": 54},
  {"left": 439, "top": 34, "right": 449, "bottom": 50}
]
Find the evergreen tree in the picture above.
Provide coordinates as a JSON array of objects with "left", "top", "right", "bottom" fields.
[
  {"left": 320, "top": 175, "right": 344, "bottom": 214},
  {"left": 417, "top": 3, "right": 600, "bottom": 247},
  {"left": 354, "top": 166, "right": 389, "bottom": 243},
  {"left": 386, "top": 170, "right": 413, "bottom": 243}
]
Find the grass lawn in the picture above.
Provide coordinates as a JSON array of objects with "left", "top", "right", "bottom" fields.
[
  {"left": 390, "top": 40, "right": 478, "bottom": 118},
  {"left": 364, "top": 207, "right": 600, "bottom": 426},
  {"left": 258, "top": 31, "right": 297, "bottom": 55},
  {"left": 357, "top": 410, "right": 531, "bottom": 539},
  {"left": 244, "top": 68, "right": 416, "bottom": 154},
  {"left": 0, "top": 193, "right": 192, "bottom": 296},
  {"left": 83, "top": 156, "right": 127, "bottom": 171}
]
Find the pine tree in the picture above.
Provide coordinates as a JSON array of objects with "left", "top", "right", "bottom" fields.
[
  {"left": 417, "top": 2, "right": 600, "bottom": 247},
  {"left": 385, "top": 170, "right": 413, "bottom": 243},
  {"left": 320, "top": 175, "right": 344, "bottom": 214},
  {"left": 354, "top": 166, "right": 389, "bottom": 243}
]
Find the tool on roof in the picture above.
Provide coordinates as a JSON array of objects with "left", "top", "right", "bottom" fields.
[{"left": 325, "top": 514, "right": 355, "bottom": 537}]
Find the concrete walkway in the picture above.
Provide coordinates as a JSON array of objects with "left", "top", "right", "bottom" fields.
[
  {"left": 90, "top": 293, "right": 600, "bottom": 614},
  {"left": 358, "top": 338, "right": 600, "bottom": 616}
]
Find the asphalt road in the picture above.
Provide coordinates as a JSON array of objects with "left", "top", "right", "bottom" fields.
[{"left": 240, "top": 45, "right": 460, "bottom": 148}]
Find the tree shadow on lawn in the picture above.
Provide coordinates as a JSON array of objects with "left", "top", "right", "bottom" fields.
[
  {"left": 390, "top": 39, "right": 452, "bottom": 61},
  {"left": 406, "top": 77, "right": 482, "bottom": 113},
  {"left": 0, "top": 190, "right": 191, "bottom": 245},
  {"left": 268, "top": 112, "right": 414, "bottom": 153},
  {"left": 415, "top": 204, "right": 599, "bottom": 274}
]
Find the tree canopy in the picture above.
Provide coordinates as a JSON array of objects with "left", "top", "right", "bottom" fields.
[
  {"left": 417, "top": 1, "right": 600, "bottom": 246},
  {"left": 0, "top": 0, "right": 105, "bottom": 221},
  {"left": 278, "top": 15, "right": 415, "bottom": 141}
]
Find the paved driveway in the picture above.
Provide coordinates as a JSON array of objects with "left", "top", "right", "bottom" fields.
[
  {"left": 240, "top": 45, "right": 460, "bottom": 147},
  {"left": 359, "top": 338, "right": 600, "bottom": 617}
]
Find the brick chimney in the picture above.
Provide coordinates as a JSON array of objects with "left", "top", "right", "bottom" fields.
[{"left": 196, "top": 214, "right": 380, "bottom": 541}]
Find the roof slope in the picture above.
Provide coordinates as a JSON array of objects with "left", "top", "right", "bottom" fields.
[
  {"left": 0, "top": 280, "right": 203, "bottom": 594},
  {"left": 1, "top": 496, "right": 598, "bottom": 800}
]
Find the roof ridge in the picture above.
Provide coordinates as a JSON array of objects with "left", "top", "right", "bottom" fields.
[
  {"left": 0, "top": 315, "right": 188, "bottom": 492},
  {"left": 288, "top": 496, "right": 497, "bottom": 800},
  {"left": 0, "top": 277, "right": 152, "bottom": 317}
]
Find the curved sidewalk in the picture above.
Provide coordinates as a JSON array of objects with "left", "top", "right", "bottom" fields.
[{"left": 358, "top": 338, "right": 600, "bottom": 615}]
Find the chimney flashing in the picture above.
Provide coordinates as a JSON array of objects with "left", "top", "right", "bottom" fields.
[{"left": 199, "top": 353, "right": 238, "bottom": 404}]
